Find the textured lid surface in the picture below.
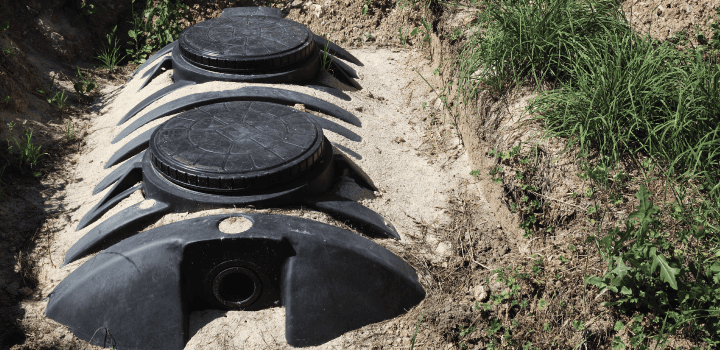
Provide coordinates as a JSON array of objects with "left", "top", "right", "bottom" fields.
[
  {"left": 178, "top": 16, "right": 315, "bottom": 72},
  {"left": 149, "top": 101, "right": 325, "bottom": 193}
]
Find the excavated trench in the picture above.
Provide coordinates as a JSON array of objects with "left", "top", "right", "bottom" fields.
[{"left": 44, "top": 7, "right": 426, "bottom": 349}]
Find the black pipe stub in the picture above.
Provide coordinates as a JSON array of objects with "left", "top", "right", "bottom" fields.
[
  {"left": 211, "top": 265, "right": 262, "bottom": 309},
  {"left": 149, "top": 101, "right": 326, "bottom": 194}
]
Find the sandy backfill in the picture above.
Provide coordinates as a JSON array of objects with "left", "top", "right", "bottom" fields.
[{"left": 22, "top": 48, "right": 499, "bottom": 349}]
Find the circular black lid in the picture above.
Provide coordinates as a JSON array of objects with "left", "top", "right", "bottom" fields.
[
  {"left": 149, "top": 101, "right": 326, "bottom": 193},
  {"left": 178, "top": 16, "right": 316, "bottom": 73}
]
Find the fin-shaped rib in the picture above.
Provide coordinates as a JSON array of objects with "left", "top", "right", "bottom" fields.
[
  {"left": 117, "top": 81, "right": 197, "bottom": 126},
  {"left": 303, "top": 84, "right": 351, "bottom": 101},
  {"left": 64, "top": 200, "right": 171, "bottom": 265},
  {"left": 129, "top": 41, "right": 178, "bottom": 80},
  {"left": 305, "top": 114, "right": 360, "bottom": 142},
  {"left": 313, "top": 34, "right": 363, "bottom": 66},
  {"left": 113, "top": 87, "right": 361, "bottom": 144},
  {"left": 331, "top": 142, "right": 362, "bottom": 160},
  {"left": 92, "top": 166, "right": 143, "bottom": 210},
  {"left": 93, "top": 151, "right": 145, "bottom": 195},
  {"left": 329, "top": 56, "right": 358, "bottom": 79},
  {"left": 328, "top": 55, "right": 362, "bottom": 90},
  {"left": 307, "top": 194, "right": 400, "bottom": 240},
  {"left": 76, "top": 184, "right": 143, "bottom": 231},
  {"left": 138, "top": 56, "right": 173, "bottom": 91},
  {"left": 106, "top": 125, "right": 160, "bottom": 169}
]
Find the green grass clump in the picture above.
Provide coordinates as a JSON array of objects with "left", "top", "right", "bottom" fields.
[
  {"left": 453, "top": 0, "right": 720, "bottom": 346},
  {"left": 456, "top": 0, "right": 631, "bottom": 99},
  {"left": 529, "top": 29, "right": 720, "bottom": 200},
  {"left": 126, "top": 0, "right": 193, "bottom": 64},
  {"left": 6, "top": 122, "right": 46, "bottom": 168}
]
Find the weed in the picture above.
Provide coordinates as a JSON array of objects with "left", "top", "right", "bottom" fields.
[
  {"left": 126, "top": 0, "right": 193, "bottom": 64},
  {"left": 419, "top": 16, "right": 432, "bottom": 44},
  {"left": 2, "top": 96, "right": 9, "bottom": 103},
  {"left": 38, "top": 77, "right": 69, "bottom": 110},
  {"left": 6, "top": 122, "right": 47, "bottom": 167},
  {"left": 361, "top": 0, "right": 371, "bottom": 16},
  {"left": 64, "top": 120, "right": 76, "bottom": 141},
  {"left": 588, "top": 185, "right": 720, "bottom": 345},
  {"left": 409, "top": 311, "right": 424, "bottom": 350},
  {"left": 2, "top": 40, "right": 16, "bottom": 56},
  {"left": 95, "top": 25, "right": 126, "bottom": 70},
  {"left": 73, "top": 66, "right": 97, "bottom": 100},
  {"left": 320, "top": 37, "right": 334, "bottom": 73},
  {"left": 398, "top": 26, "right": 418, "bottom": 48}
]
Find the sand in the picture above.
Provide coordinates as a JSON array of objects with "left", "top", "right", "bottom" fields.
[{"left": 23, "top": 48, "right": 494, "bottom": 349}]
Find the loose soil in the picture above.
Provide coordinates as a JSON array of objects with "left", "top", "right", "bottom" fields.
[{"left": 0, "top": 1, "right": 717, "bottom": 349}]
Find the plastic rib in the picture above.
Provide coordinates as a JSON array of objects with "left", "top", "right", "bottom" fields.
[
  {"left": 306, "top": 114, "right": 360, "bottom": 142},
  {"left": 313, "top": 34, "right": 363, "bottom": 66},
  {"left": 76, "top": 184, "right": 143, "bottom": 231},
  {"left": 330, "top": 57, "right": 358, "bottom": 79},
  {"left": 307, "top": 194, "right": 400, "bottom": 240},
  {"left": 303, "top": 84, "right": 351, "bottom": 101},
  {"left": 129, "top": 41, "right": 178, "bottom": 79},
  {"left": 138, "top": 56, "right": 173, "bottom": 91},
  {"left": 329, "top": 56, "right": 362, "bottom": 90},
  {"left": 93, "top": 151, "right": 145, "bottom": 195},
  {"left": 331, "top": 142, "right": 362, "bottom": 160},
  {"left": 91, "top": 166, "right": 143, "bottom": 210},
  {"left": 112, "top": 87, "right": 361, "bottom": 144},
  {"left": 64, "top": 200, "right": 171, "bottom": 265},
  {"left": 105, "top": 125, "right": 161, "bottom": 169},
  {"left": 117, "top": 81, "right": 197, "bottom": 127}
]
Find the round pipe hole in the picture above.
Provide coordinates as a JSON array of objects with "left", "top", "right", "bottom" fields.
[{"left": 212, "top": 267, "right": 261, "bottom": 308}]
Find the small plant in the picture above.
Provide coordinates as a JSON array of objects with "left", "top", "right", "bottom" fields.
[
  {"left": 38, "top": 77, "right": 69, "bottom": 110},
  {"left": 95, "top": 25, "right": 126, "bottom": 70},
  {"left": 398, "top": 27, "right": 417, "bottom": 48},
  {"left": 2, "top": 41, "right": 16, "bottom": 56},
  {"left": 73, "top": 66, "right": 97, "bottom": 100},
  {"left": 409, "top": 311, "right": 424, "bottom": 350},
  {"left": 3, "top": 96, "right": 9, "bottom": 103},
  {"left": 126, "top": 0, "right": 193, "bottom": 64},
  {"left": 419, "top": 16, "right": 432, "bottom": 44},
  {"left": 320, "top": 37, "right": 334, "bottom": 72},
  {"left": 6, "top": 122, "right": 47, "bottom": 167},
  {"left": 64, "top": 120, "right": 76, "bottom": 141},
  {"left": 361, "top": 0, "right": 371, "bottom": 15}
]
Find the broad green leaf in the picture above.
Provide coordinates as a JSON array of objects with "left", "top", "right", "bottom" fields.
[
  {"left": 650, "top": 252, "right": 680, "bottom": 290},
  {"left": 711, "top": 261, "right": 720, "bottom": 273},
  {"left": 614, "top": 320, "right": 625, "bottom": 331},
  {"left": 128, "top": 30, "right": 137, "bottom": 39}
]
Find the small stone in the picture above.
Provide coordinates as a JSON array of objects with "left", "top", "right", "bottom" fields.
[
  {"left": 473, "top": 285, "right": 487, "bottom": 301},
  {"left": 394, "top": 137, "right": 406, "bottom": 143},
  {"left": 311, "top": 4, "right": 323, "bottom": 18},
  {"left": 435, "top": 241, "right": 452, "bottom": 257}
]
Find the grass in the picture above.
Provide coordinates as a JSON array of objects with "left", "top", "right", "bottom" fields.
[
  {"left": 37, "top": 77, "right": 68, "bottom": 110},
  {"left": 73, "top": 66, "right": 96, "bottom": 100},
  {"left": 95, "top": 25, "right": 126, "bottom": 70},
  {"left": 126, "top": 0, "right": 193, "bottom": 64},
  {"left": 451, "top": 0, "right": 720, "bottom": 347},
  {"left": 6, "top": 122, "right": 46, "bottom": 168}
]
